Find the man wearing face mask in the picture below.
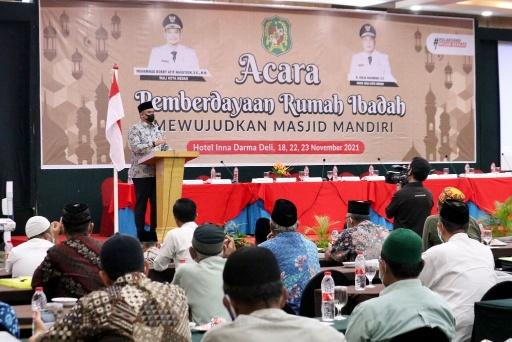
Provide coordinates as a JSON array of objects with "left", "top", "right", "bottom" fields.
[
  {"left": 202, "top": 246, "right": 345, "bottom": 342},
  {"left": 128, "top": 101, "right": 168, "bottom": 242},
  {"left": 325, "top": 200, "right": 388, "bottom": 263},
  {"left": 346, "top": 229, "right": 455, "bottom": 342},
  {"left": 419, "top": 200, "right": 496, "bottom": 342},
  {"left": 385, "top": 156, "right": 434, "bottom": 237}
]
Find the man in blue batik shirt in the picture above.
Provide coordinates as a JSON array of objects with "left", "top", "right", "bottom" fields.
[{"left": 260, "top": 199, "right": 320, "bottom": 314}]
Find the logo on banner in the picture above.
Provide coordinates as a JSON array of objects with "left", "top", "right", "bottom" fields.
[
  {"left": 426, "top": 33, "right": 474, "bottom": 56},
  {"left": 262, "top": 16, "right": 291, "bottom": 56}
]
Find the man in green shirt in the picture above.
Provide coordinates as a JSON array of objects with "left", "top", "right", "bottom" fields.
[
  {"left": 422, "top": 186, "right": 481, "bottom": 251},
  {"left": 345, "top": 228, "right": 455, "bottom": 342}
]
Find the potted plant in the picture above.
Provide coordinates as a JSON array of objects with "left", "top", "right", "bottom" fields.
[
  {"left": 224, "top": 221, "right": 251, "bottom": 249},
  {"left": 490, "top": 196, "right": 512, "bottom": 237},
  {"left": 304, "top": 215, "right": 340, "bottom": 251}
]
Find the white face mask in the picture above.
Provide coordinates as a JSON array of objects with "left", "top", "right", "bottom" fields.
[{"left": 437, "top": 226, "right": 444, "bottom": 243}]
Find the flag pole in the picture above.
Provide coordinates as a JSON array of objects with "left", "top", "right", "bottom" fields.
[{"left": 113, "top": 168, "right": 119, "bottom": 234}]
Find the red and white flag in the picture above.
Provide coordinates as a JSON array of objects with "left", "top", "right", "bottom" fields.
[{"left": 105, "top": 64, "right": 126, "bottom": 171}]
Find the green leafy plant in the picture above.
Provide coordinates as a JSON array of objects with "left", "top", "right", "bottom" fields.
[
  {"left": 224, "top": 221, "right": 251, "bottom": 249},
  {"left": 490, "top": 196, "right": 512, "bottom": 237},
  {"left": 304, "top": 215, "right": 340, "bottom": 250}
]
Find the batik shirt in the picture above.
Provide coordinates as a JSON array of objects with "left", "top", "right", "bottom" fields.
[
  {"left": 260, "top": 232, "right": 320, "bottom": 314},
  {"left": 42, "top": 272, "right": 191, "bottom": 342},
  {"left": 0, "top": 301, "right": 19, "bottom": 338},
  {"left": 32, "top": 236, "right": 103, "bottom": 300},
  {"left": 127, "top": 121, "right": 169, "bottom": 179},
  {"left": 330, "top": 220, "right": 389, "bottom": 262}
]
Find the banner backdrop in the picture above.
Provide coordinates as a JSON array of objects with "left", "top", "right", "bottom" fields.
[{"left": 40, "top": 1, "right": 476, "bottom": 168}]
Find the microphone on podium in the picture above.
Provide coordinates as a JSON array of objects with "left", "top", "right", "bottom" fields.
[
  {"left": 445, "top": 155, "right": 457, "bottom": 174},
  {"left": 220, "top": 160, "right": 234, "bottom": 178},
  {"left": 321, "top": 158, "right": 326, "bottom": 180}
]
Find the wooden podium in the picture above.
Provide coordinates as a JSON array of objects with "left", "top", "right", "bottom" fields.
[{"left": 139, "top": 150, "right": 199, "bottom": 241}]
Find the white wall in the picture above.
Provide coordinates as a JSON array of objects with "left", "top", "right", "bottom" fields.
[{"left": 499, "top": 41, "right": 512, "bottom": 170}]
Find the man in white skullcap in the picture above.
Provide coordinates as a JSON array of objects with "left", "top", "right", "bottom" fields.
[{"left": 5, "top": 216, "right": 60, "bottom": 277}]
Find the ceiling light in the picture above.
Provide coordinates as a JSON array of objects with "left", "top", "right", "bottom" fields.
[
  {"left": 410, "top": 5, "right": 422, "bottom": 11},
  {"left": 481, "top": 10, "right": 493, "bottom": 17}
]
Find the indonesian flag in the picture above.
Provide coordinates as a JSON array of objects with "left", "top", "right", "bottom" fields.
[{"left": 105, "top": 64, "right": 126, "bottom": 171}]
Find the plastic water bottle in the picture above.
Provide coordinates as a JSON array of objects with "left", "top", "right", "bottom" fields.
[
  {"left": 31, "top": 287, "right": 48, "bottom": 333},
  {"left": 355, "top": 251, "right": 366, "bottom": 291},
  {"left": 233, "top": 167, "right": 239, "bottom": 183},
  {"left": 368, "top": 165, "right": 375, "bottom": 176},
  {"left": 464, "top": 163, "right": 470, "bottom": 174},
  {"left": 210, "top": 167, "right": 216, "bottom": 180},
  {"left": 332, "top": 166, "right": 338, "bottom": 181},
  {"left": 490, "top": 162, "right": 496, "bottom": 174},
  {"left": 321, "top": 271, "right": 335, "bottom": 321},
  {"left": 304, "top": 166, "right": 309, "bottom": 178}
]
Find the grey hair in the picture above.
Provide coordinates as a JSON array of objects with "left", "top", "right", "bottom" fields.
[{"left": 270, "top": 220, "right": 298, "bottom": 233}]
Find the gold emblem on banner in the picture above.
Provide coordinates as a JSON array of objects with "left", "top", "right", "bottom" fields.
[{"left": 262, "top": 16, "right": 291, "bottom": 56}]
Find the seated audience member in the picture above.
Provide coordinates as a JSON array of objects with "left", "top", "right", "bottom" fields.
[
  {"left": 260, "top": 199, "right": 320, "bottom": 314},
  {"left": 346, "top": 229, "right": 455, "bottom": 342},
  {"left": 254, "top": 217, "right": 270, "bottom": 245},
  {"left": 32, "top": 203, "right": 103, "bottom": 299},
  {"left": 30, "top": 234, "right": 190, "bottom": 342},
  {"left": 153, "top": 198, "right": 198, "bottom": 271},
  {"left": 422, "top": 187, "right": 481, "bottom": 251},
  {"left": 0, "top": 301, "right": 19, "bottom": 338},
  {"left": 326, "top": 200, "right": 388, "bottom": 262},
  {"left": 202, "top": 246, "right": 345, "bottom": 342},
  {"left": 420, "top": 200, "right": 496, "bottom": 342},
  {"left": 6, "top": 216, "right": 59, "bottom": 277},
  {"left": 172, "top": 224, "right": 231, "bottom": 324}
]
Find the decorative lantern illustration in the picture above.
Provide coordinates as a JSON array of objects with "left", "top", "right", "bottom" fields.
[
  {"left": 425, "top": 47, "right": 434, "bottom": 73},
  {"left": 95, "top": 25, "right": 108, "bottom": 62},
  {"left": 59, "top": 11, "right": 70, "bottom": 37},
  {"left": 111, "top": 12, "right": 121, "bottom": 39},
  {"left": 43, "top": 22, "right": 57, "bottom": 61},
  {"left": 444, "top": 63, "right": 453, "bottom": 89},
  {"left": 71, "top": 48, "right": 83, "bottom": 80},
  {"left": 414, "top": 28, "right": 422, "bottom": 52}
]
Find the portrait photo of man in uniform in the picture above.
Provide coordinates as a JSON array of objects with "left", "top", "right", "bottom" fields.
[
  {"left": 347, "top": 23, "right": 397, "bottom": 86},
  {"left": 147, "top": 13, "right": 200, "bottom": 71}
]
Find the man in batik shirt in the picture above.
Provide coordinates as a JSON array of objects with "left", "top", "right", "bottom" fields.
[
  {"left": 32, "top": 203, "right": 103, "bottom": 299},
  {"left": 128, "top": 101, "right": 169, "bottom": 242},
  {"left": 326, "top": 200, "right": 389, "bottom": 263},
  {"left": 31, "top": 234, "right": 191, "bottom": 342},
  {"left": 260, "top": 199, "right": 320, "bottom": 314}
]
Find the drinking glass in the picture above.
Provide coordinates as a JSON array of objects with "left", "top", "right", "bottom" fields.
[
  {"left": 496, "top": 167, "right": 501, "bottom": 173},
  {"left": 215, "top": 172, "right": 222, "bottom": 180},
  {"left": 482, "top": 230, "right": 492, "bottom": 245},
  {"left": 334, "top": 286, "right": 348, "bottom": 320},
  {"left": 365, "top": 259, "right": 378, "bottom": 288},
  {"left": 263, "top": 172, "right": 270, "bottom": 179},
  {"left": 327, "top": 171, "right": 333, "bottom": 181},
  {"left": 443, "top": 168, "right": 449, "bottom": 175},
  {"left": 469, "top": 168, "right": 475, "bottom": 174},
  {"left": 373, "top": 170, "right": 379, "bottom": 176}
]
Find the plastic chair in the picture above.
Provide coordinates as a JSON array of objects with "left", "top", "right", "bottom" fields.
[
  {"left": 481, "top": 281, "right": 512, "bottom": 301},
  {"left": 389, "top": 326, "right": 449, "bottom": 342},
  {"left": 298, "top": 270, "right": 351, "bottom": 317}
]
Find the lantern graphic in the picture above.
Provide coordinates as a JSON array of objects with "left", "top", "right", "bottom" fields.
[
  {"left": 111, "top": 12, "right": 121, "bottom": 40},
  {"left": 414, "top": 28, "right": 422, "bottom": 52},
  {"left": 95, "top": 25, "right": 108, "bottom": 62},
  {"left": 43, "top": 22, "right": 57, "bottom": 61},
  {"left": 71, "top": 48, "right": 83, "bottom": 80}
]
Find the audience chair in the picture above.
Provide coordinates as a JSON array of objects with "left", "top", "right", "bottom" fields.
[
  {"left": 481, "top": 280, "right": 512, "bottom": 301},
  {"left": 298, "top": 270, "right": 351, "bottom": 318},
  {"left": 389, "top": 326, "right": 449, "bottom": 342}
]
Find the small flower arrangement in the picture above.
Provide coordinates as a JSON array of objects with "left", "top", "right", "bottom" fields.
[{"left": 271, "top": 162, "right": 292, "bottom": 177}]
